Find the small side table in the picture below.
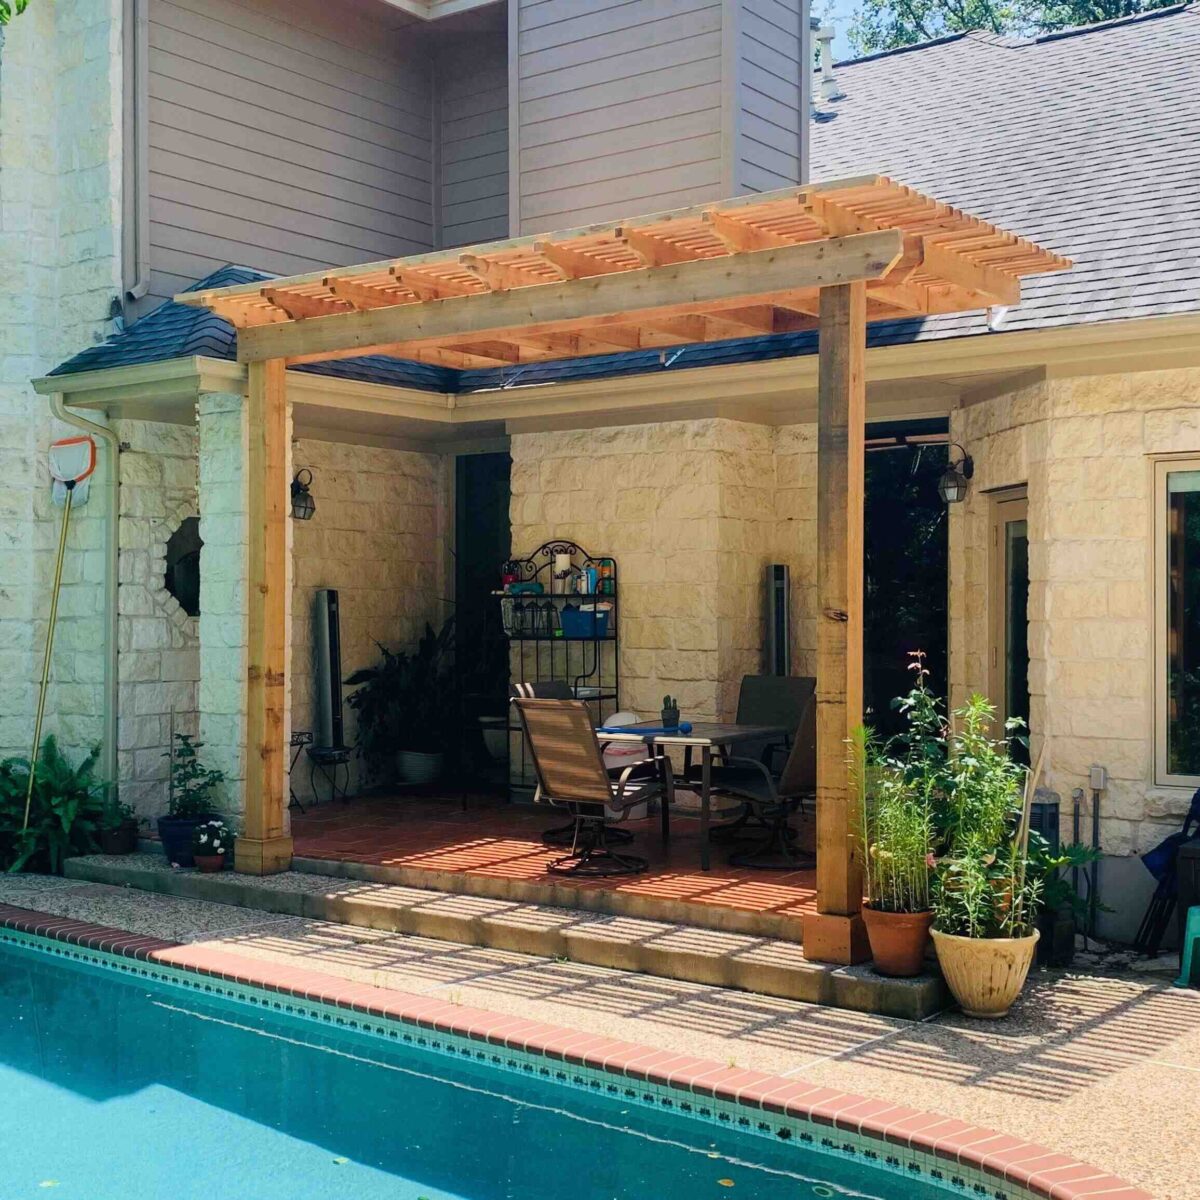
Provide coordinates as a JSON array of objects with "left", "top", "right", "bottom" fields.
[
  {"left": 307, "top": 745, "right": 351, "bottom": 805},
  {"left": 288, "top": 731, "right": 314, "bottom": 812}
]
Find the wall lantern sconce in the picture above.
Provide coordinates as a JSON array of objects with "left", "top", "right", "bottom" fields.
[
  {"left": 937, "top": 444, "right": 974, "bottom": 505},
  {"left": 290, "top": 468, "right": 316, "bottom": 521}
]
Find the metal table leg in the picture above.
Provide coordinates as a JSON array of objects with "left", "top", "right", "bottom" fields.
[{"left": 700, "top": 746, "right": 711, "bottom": 871}]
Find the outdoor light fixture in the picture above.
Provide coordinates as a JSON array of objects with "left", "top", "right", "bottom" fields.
[
  {"left": 937, "top": 444, "right": 974, "bottom": 504},
  {"left": 290, "top": 468, "right": 316, "bottom": 521}
]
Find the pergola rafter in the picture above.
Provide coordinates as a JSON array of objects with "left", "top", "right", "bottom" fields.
[{"left": 180, "top": 175, "right": 1069, "bottom": 962}]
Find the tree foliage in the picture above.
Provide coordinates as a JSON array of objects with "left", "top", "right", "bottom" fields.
[{"left": 847, "top": 0, "right": 1176, "bottom": 55}]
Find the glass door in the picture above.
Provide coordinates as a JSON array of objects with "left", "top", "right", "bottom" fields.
[{"left": 990, "top": 489, "right": 1029, "bottom": 759}]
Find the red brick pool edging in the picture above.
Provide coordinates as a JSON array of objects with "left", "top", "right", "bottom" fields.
[{"left": 0, "top": 901, "right": 1151, "bottom": 1200}]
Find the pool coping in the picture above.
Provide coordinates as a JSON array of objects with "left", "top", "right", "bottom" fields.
[{"left": 0, "top": 901, "right": 1152, "bottom": 1200}]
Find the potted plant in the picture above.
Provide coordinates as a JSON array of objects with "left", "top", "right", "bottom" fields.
[
  {"left": 852, "top": 728, "right": 937, "bottom": 977},
  {"left": 191, "top": 818, "right": 231, "bottom": 872},
  {"left": 99, "top": 796, "right": 139, "bottom": 855},
  {"left": 929, "top": 695, "right": 1043, "bottom": 1019},
  {"left": 0, "top": 737, "right": 106, "bottom": 874},
  {"left": 158, "top": 733, "right": 225, "bottom": 867},
  {"left": 1030, "top": 835, "right": 1103, "bottom": 966},
  {"left": 346, "top": 617, "right": 458, "bottom": 785}
]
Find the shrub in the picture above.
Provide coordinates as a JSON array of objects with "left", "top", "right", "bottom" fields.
[{"left": 0, "top": 737, "right": 106, "bottom": 874}]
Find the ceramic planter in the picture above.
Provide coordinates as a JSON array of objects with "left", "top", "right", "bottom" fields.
[
  {"left": 931, "top": 927, "right": 1040, "bottom": 1019},
  {"left": 396, "top": 750, "right": 443, "bottom": 784},
  {"left": 99, "top": 819, "right": 139, "bottom": 856},
  {"left": 156, "top": 814, "right": 216, "bottom": 868},
  {"left": 861, "top": 906, "right": 934, "bottom": 977},
  {"left": 193, "top": 854, "right": 226, "bottom": 874}
]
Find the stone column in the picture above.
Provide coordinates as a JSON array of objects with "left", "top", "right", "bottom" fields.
[{"left": 197, "top": 388, "right": 293, "bottom": 858}]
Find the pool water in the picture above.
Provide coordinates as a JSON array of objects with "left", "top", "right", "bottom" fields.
[{"left": 0, "top": 936, "right": 954, "bottom": 1200}]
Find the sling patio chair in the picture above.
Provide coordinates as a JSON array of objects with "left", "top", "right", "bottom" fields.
[
  {"left": 703, "top": 683, "right": 817, "bottom": 870},
  {"left": 694, "top": 675, "right": 814, "bottom": 848},
  {"left": 513, "top": 697, "right": 671, "bottom": 876},
  {"left": 510, "top": 681, "right": 637, "bottom": 846}
]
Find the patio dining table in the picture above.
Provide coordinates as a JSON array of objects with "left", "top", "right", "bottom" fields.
[{"left": 598, "top": 722, "right": 789, "bottom": 870}]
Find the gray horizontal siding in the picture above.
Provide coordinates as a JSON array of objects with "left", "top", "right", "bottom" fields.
[
  {"left": 736, "top": 0, "right": 805, "bottom": 193},
  {"left": 437, "top": 31, "right": 508, "bottom": 248},
  {"left": 514, "top": 0, "right": 724, "bottom": 233},
  {"left": 142, "top": 0, "right": 434, "bottom": 313}
]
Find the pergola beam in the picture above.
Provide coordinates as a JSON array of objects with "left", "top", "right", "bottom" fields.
[{"left": 237, "top": 230, "right": 905, "bottom": 365}]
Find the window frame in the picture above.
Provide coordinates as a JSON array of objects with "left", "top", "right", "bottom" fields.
[{"left": 1154, "top": 457, "right": 1200, "bottom": 788}]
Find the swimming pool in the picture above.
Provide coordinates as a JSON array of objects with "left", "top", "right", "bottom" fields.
[{"left": 0, "top": 925, "right": 1038, "bottom": 1200}]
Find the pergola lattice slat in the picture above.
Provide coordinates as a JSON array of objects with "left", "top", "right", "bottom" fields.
[{"left": 178, "top": 176, "right": 1069, "bottom": 371}]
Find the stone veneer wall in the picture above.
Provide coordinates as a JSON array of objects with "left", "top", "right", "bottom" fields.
[
  {"left": 114, "top": 419, "right": 200, "bottom": 821},
  {"left": 290, "top": 439, "right": 447, "bottom": 802},
  {"left": 0, "top": 1, "right": 123, "bottom": 762},
  {"left": 509, "top": 419, "right": 819, "bottom": 724},
  {"left": 950, "top": 366, "right": 1200, "bottom": 940}
]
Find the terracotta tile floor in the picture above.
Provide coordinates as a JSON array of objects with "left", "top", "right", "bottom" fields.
[{"left": 290, "top": 793, "right": 817, "bottom": 920}]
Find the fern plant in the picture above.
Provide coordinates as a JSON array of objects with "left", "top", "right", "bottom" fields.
[{"left": 0, "top": 736, "right": 106, "bottom": 874}]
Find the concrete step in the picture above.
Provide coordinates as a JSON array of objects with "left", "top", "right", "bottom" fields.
[{"left": 64, "top": 853, "right": 948, "bottom": 1020}]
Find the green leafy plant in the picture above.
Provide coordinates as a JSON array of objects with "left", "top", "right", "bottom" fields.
[
  {"left": 0, "top": 1, "right": 29, "bottom": 26},
  {"left": 932, "top": 695, "right": 1041, "bottom": 939},
  {"left": 851, "top": 725, "right": 935, "bottom": 915},
  {"left": 0, "top": 737, "right": 105, "bottom": 874},
  {"left": 1030, "top": 834, "right": 1103, "bottom": 922},
  {"left": 163, "top": 733, "right": 225, "bottom": 818},
  {"left": 345, "top": 617, "right": 458, "bottom": 771},
  {"left": 101, "top": 795, "right": 137, "bottom": 832},
  {"left": 191, "top": 818, "right": 232, "bottom": 858}
]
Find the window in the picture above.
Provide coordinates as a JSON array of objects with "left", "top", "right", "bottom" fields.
[{"left": 1157, "top": 461, "right": 1200, "bottom": 785}]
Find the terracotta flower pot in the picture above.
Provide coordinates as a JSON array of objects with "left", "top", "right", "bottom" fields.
[
  {"left": 861, "top": 906, "right": 934, "bottom": 977},
  {"left": 931, "top": 927, "right": 1040, "bottom": 1019},
  {"left": 193, "top": 854, "right": 226, "bottom": 873}
]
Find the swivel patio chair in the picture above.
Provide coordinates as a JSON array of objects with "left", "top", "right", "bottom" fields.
[
  {"left": 704, "top": 685, "right": 816, "bottom": 870},
  {"left": 511, "top": 680, "right": 635, "bottom": 846},
  {"left": 513, "top": 697, "right": 670, "bottom": 876}
]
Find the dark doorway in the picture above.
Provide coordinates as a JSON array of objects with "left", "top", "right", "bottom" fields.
[
  {"left": 863, "top": 423, "right": 949, "bottom": 737},
  {"left": 454, "top": 451, "right": 512, "bottom": 719}
]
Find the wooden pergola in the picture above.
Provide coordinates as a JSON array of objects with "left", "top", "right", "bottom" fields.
[{"left": 180, "top": 175, "right": 1068, "bottom": 964}]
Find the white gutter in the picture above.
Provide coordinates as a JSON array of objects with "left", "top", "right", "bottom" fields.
[{"left": 48, "top": 394, "right": 119, "bottom": 797}]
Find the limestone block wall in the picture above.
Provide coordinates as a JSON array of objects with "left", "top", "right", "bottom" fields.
[
  {"left": 950, "top": 366, "right": 1200, "bottom": 939},
  {"left": 0, "top": 0, "right": 124, "bottom": 764},
  {"left": 113, "top": 419, "right": 200, "bottom": 822},
  {"left": 196, "top": 393, "right": 252, "bottom": 821},
  {"left": 509, "top": 418, "right": 819, "bottom": 724},
  {"left": 290, "top": 439, "right": 447, "bottom": 801}
]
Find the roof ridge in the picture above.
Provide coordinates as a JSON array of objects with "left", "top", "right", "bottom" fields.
[{"left": 833, "top": 2, "right": 1194, "bottom": 67}]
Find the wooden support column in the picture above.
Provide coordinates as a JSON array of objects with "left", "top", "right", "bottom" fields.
[
  {"left": 802, "top": 282, "right": 869, "bottom": 964},
  {"left": 234, "top": 358, "right": 293, "bottom": 875}
]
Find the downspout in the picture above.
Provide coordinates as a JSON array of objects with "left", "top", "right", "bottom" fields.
[
  {"left": 122, "top": 0, "right": 150, "bottom": 304},
  {"left": 49, "top": 394, "right": 120, "bottom": 796}
]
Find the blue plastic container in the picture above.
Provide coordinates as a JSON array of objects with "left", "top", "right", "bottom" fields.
[{"left": 559, "top": 607, "right": 609, "bottom": 638}]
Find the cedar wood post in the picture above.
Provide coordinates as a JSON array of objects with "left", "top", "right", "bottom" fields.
[
  {"left": 234, "top": 358, "right": 293, "bottom": 874},
  {"left": 802, "top": 282, "right": 869, "bottom": 964}
]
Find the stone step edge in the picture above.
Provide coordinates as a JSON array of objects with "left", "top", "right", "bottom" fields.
[
  {"left": 64, "top": 856, "right": 947, "bottom": 1021},
  {"left": 291, "top": 852, "right": 805, "bottom": 944}
]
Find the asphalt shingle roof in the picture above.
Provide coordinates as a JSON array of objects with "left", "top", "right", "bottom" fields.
[
  {"left": 806, "top": 4, "right": 1200, "bottom": 338},
  {"left": 49, "top": 6, "right": 1199, "bottom": 393}
]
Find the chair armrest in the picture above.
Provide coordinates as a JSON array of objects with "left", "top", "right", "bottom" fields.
[
  {"left": 715, "top": 755, "right": 779, "bottom": 799},
  {"left": 614, "top": 757, "right": 665, "bottom": 800}
]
